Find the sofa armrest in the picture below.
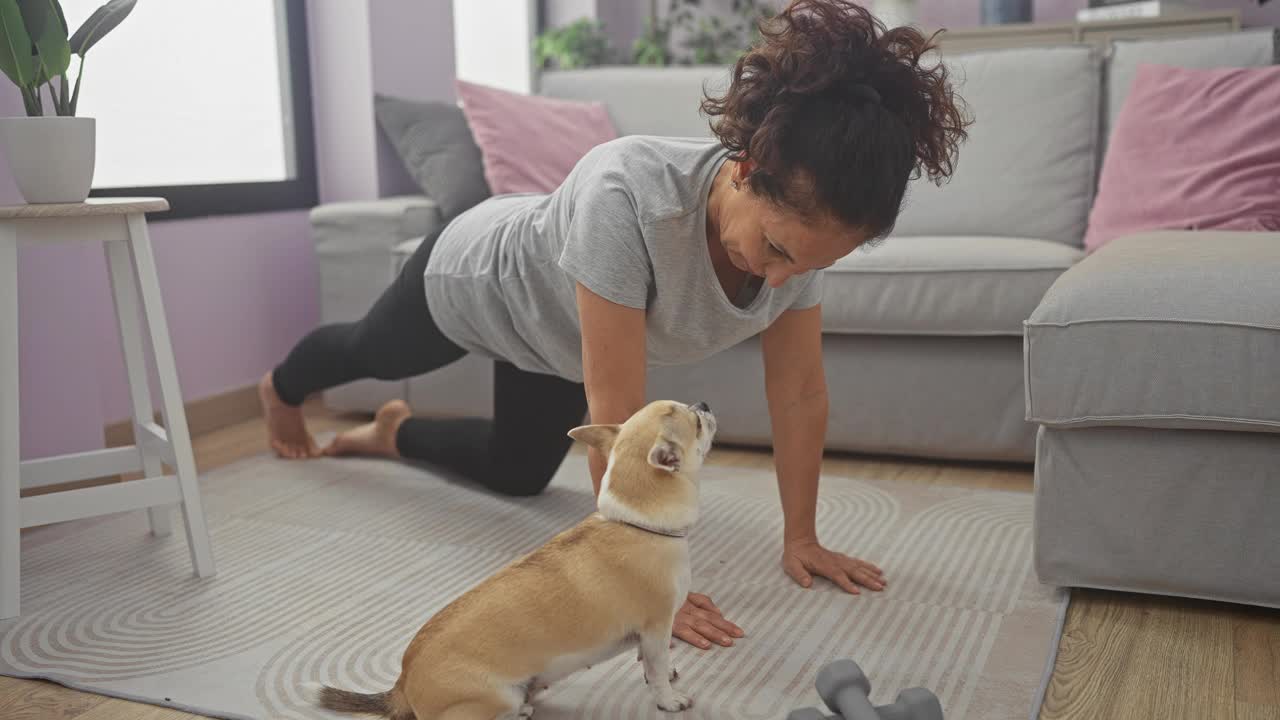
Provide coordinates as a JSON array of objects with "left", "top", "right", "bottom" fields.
[{"left": 309, "top": 195, "right": 444, "bottom": 256}]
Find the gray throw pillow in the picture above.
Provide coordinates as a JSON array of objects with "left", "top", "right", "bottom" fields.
[{"left": 374, "top": 94, "right": 492, "bottom": 221}]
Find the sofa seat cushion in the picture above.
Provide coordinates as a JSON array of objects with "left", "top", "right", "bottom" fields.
[
  {"left": 310, "top": 196, "right": 443, "bottom": 256},
  {"left": 1025, "top": 231, "right": 1280, "bottom": 433},
  {"left": 821, "top": 235, "right": 1082, "bottom": 337}
]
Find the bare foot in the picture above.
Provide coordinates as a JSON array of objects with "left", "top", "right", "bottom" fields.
[
  {"left": 322, "top": 399, "right": 412, "bottom": 459},
  {"left": 259, "top": 371, "right": 319, "bottom": 460}
]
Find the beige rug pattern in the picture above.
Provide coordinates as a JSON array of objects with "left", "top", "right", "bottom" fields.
[{"left": 2, "top": 451, "right": 1064, "bottom": 719}]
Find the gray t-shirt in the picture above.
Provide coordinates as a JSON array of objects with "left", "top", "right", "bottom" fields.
[{"left": 423, "top": 136, "right": 824, "bottom": 382}]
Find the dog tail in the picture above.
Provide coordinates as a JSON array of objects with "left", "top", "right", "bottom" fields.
[{"left": 303, "top": 682, "right": 410, "bottom": 718}]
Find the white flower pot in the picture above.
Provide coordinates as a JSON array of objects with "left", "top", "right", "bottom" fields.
[{"left": 0, "top": 116, "right": 96, "bottom": 204}]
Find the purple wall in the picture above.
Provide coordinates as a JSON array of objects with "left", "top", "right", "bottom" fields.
[
  {"left": 90, "top": 213, "right": 319, "bottom": 427},
  {"left": 8, "top": 0, "right": 457, "bottom": 459},
  {"left": 919, "top": 0, "right": 1280, "bottom": 27}
]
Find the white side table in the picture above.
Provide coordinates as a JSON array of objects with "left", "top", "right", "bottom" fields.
[{"left": 0, "top": 197, "right": 216, "bottom": 619}]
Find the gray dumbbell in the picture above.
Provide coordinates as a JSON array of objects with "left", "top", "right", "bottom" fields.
[
  {"left": 786, "top": 709, "right": 832, "bottom": 720},
  {"left": 815, "top": 660, "right": 944, "bottom": 720}
]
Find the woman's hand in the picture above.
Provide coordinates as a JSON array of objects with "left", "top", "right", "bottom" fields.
[
  {"left": 673, "top": 593, "right": 744, "bottom": 649},
  {"left": 783, "top": 538, "right": 886, "bottom": 595}
]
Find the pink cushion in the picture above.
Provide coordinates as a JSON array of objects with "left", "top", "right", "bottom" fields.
[
  {"left": 1084, "top": 63, "right": 1280, "bottom": 252},
  {"left": 455, "top": 80, "right": 619, "bottom": 195}
]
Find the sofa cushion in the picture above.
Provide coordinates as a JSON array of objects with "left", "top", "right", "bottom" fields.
[
  {"left": 1025, "top": 231, "right": 1280, "bottom": 433},
  {"left": 821, "top": 235, "right": 1081, "bottom": 337},
  {"left": 538, "top": 66, "right": 729, "bottom": 138},
  {"left": 1085, "top": 63, "right": 1280, "bottom": 252},
  {"left": 310, "top": 196, "right": 443, "bottom": 256},
  {"left": 891, "top": 45, "right": 1101, "bottom": 247},
  {"left": 373, "top": 95, "right": 492, "bottom": 222},
  {"left": 1105, "top": 28, "right": 1277, "bottom": 142},
  {"left": 457, "top": 80, "right": 618, "bottom": 194}
]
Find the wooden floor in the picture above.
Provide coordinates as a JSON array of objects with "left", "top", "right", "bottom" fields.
[{"left": 3, "top": 407, "right": 1277, "bottom": 720}]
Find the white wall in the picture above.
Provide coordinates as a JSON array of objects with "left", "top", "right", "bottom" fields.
[
  {"left": 547, "top": 0, "right": 597, "bottom": 29},
  {"left": 306, "top": 0, "right": 379, "bottom": 202},
  {"left": 369, "top": 0, "right": 457, "bottom": 196},
  {"left": 453, "top": 0, "right": 537, "bottom": 94}
]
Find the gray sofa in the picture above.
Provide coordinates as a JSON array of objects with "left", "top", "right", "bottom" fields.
[{"left": 310, "top": 28, "right": 1276, "bottom": 468}]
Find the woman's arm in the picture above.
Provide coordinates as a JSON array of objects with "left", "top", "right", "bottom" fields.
[
  {"left": 762, "top": 305, "right": 886, "bottom": 594},
  {"left": 576, "top": 281, "right": 743, "bottom": 648},
  {"left": 576, "top": 282, "right": 647, "bottom": 495},
  {"left": 762, "top": 305, "right": 828, "bottom": 543}
]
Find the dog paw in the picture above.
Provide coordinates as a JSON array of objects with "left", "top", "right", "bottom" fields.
[
  {"left": 655, "top": 691, "right": 693, "bottom": 712},
  {"left": 518, "top": 703, "right": 536, "bottom": 718}
]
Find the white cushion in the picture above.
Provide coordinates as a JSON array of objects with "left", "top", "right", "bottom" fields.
[
  {"left": 821, "top": 235, "right": 1082, "bottom": 336},
  {"left": 539, "top": 66, "right": 729, "bottom": 138}
]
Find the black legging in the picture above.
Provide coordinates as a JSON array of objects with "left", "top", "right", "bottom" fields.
[{"left": 271, "top": 229, "right": 588, "bottom": 497}]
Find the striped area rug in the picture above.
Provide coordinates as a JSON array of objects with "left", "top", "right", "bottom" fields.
[{"left": 1, "top": 451, "right": 1064, "bottom": 720}]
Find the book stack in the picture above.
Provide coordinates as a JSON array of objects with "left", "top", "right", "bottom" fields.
[{"left": 1076, "top": 1, "right": 1191, "bottom": 22}]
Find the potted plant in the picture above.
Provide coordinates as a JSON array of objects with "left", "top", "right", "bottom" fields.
[{"left": 0, "top": 0, "right": 136, "bottom": 203}]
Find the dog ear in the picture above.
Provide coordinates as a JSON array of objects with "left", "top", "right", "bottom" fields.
[
  {"left": 647, "top": 436, "right": 682, "bottom": 473},
  {"left": 567, "top": 424, "right": 620, "bottom": 451}
]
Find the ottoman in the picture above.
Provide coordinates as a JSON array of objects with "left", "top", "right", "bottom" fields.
[{"left": 1024, "top": 231, "right": 1280, "bottom": 608}]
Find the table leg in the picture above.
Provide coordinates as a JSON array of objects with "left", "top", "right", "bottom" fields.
[
  {"left": 103, "top": 233, "right": 172, "bottom": 538},
  {"left": 1, "top": 223, "right": 21, "bottom": 619},
  {"left": 124, "top": 215, "right": 215, "bottom": 578}
]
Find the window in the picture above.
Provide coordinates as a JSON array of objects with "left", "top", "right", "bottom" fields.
[
  {"left": 70, "top": 0, "right": 316, "bottom": 220},
  {"left": 454, "top": 0, "right": 536, "bottom": 94}
]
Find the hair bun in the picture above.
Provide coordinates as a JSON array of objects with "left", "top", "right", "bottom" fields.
[{"left": 848, "top": 84, "right": 882, "bottom": 105}]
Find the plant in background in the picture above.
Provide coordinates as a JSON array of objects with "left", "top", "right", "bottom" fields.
[
  {"left": 534, "top": 17, "right": 615, "bottom": 70},
  {"left": 0, "top": 0, "right": 136, "bottom": 117},
  {"left": 632, "top": 13, "right": 675, "bottom": 66},
  {"left": 679, "top": 9, "right": 742, "bottom": 64},
  {"left": 678, "top": 0, "right": 775, "bottom": 64},
  {"left": 538, "top": 0, "right": 777, "bottom": 71},
  {"left": 733, "top": 0, "right": 776, "bottom": 49}
]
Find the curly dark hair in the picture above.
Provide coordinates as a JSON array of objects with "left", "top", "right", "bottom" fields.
[{"left": 701, "top": 0, "right": 971, "bottom": 240}]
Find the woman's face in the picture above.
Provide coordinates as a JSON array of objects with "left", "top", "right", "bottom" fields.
[{"left": 713, "top": 162, "right": 867, "bottom": 289}]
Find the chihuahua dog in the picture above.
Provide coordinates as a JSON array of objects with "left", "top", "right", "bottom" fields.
[{"left": 308, "top": 399, "right": 717, "bottom": 720}]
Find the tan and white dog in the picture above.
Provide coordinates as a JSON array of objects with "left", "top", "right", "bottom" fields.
[{"left": 307, "top": 399, "right": 717, "bottom": 720}]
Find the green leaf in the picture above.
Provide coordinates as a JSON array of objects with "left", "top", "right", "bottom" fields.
[
  {"left": 21, "top": 0, "right": 70, "bottom": 84},
  {"left": 69, "top": 55, "right": 81, "bottom": 113},
  {"left": 69, "top": 0, "right": 133, "bottom": 57},
  {"left": 0, "top": 0, "right": 37, "bottom": 88}
]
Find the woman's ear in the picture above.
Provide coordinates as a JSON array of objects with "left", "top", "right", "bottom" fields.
[
  {"left": 732, "top": 158, "right": 754, "bottom": 187},
  {"left": 567, "top": 424, "right": 621, "bottom": 452}
]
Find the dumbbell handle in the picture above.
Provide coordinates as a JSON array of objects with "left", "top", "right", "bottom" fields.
[
  {"left": 828, "top": 687, "right": 943, "bottom": 720},
  {"left": 826, "top": 684, "right": 884, "bottom": 720}
]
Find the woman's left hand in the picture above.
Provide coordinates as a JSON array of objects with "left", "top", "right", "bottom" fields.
[{"left": 782, "top": 538, "right": 887, "bottom": 595}]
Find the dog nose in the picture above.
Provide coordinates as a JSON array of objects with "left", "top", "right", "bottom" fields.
[{"left": 692, "top": 401, "right": 710, "bottom": 414}]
